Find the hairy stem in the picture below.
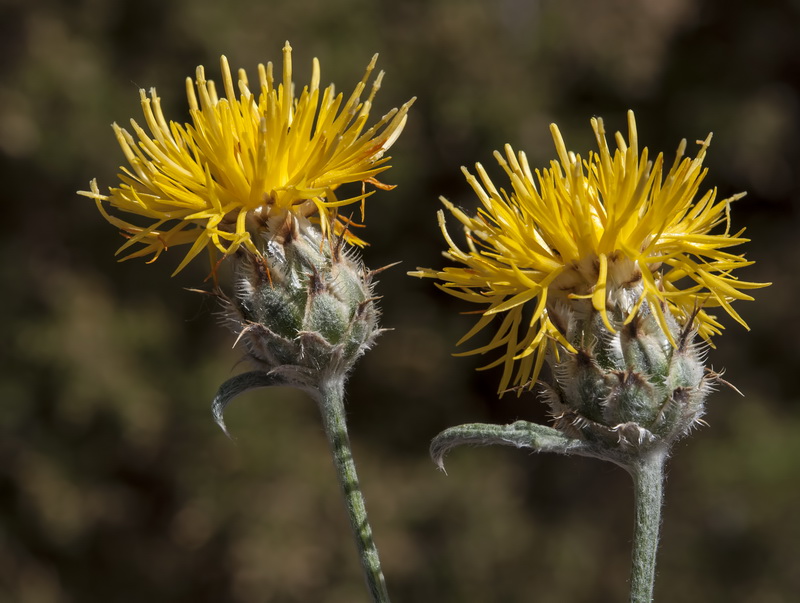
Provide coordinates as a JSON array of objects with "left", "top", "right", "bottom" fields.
[
  {"left": 318, "top": 378, "right": 390, "bottom": 603},
  {"left": 628, "top": 449, "right": 667, "bottom": 603}
]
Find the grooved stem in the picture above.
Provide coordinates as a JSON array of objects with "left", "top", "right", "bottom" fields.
[
  {"left": 628, "top": 449, "right": 667, "bottom": 603},
  {"left": 318, "top": 378, "right": 390, "bottom": 603}
]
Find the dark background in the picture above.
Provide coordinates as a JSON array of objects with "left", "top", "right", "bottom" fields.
[{"left": 1, "top": 0, "right": 798, "bottom": 601}]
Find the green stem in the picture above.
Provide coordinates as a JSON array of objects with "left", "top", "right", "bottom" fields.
[
  {"left": 318, "top": 378, "right": 390, "bottom": 603},
  {"left": 628, "top": 449, "right": 667, "bottom": 603}
]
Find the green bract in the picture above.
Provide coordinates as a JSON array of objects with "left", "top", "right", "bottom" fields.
[
  {"left": 540, "top": 289, "right": 713, "bottom": 464},
  {"left": 223, "top": 216, "right": 380, "bottom": 388}
]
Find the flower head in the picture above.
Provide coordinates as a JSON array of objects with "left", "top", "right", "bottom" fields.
[
  {"left": 414, "top": 110, "right": 768, "bottom": 393},
  {"left": 80, "top": 42, "right": 414, "bottom": 274}
]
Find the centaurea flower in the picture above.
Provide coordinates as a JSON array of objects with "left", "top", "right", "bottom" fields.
[
  {"left": 417, "top": 111, "right": 768, "bottom": 603},
  {"left": 82, "top": 44, "right": 414, "bottom": 603},
  {"left": 414, "top": 110, "right": 765, "bottom": 394},
  {"left": 80, "top": 41, "right": 412, "bottom": 275}
]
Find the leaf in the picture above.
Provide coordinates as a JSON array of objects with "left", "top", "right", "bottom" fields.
[
  {"left": 429, "top": 420, "right": 589, "bottom": 473},
  {"left": 211, "top": 370, "right": 295, "bottom": 438}
]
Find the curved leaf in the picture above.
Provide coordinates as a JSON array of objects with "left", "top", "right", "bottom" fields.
[
  {"left": 430, "top": 420, "right": 589, "bottom": 473},
  {"left": 211, "top": 371, "right": 294, "bottom": 438}
]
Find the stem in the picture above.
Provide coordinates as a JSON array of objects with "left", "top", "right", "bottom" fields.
[
  {"left": 318, "top": 377, "right": 390, "bottom": 603},
  {"left": 628, "top": 449, "right": 667, "bottom": 603}
]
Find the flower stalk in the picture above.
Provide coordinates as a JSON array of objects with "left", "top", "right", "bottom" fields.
[
  {"left": 319, "top": 377, "right": 391, "bottom": 603},
  {"left": 628, "top": 449, "right": 666, "bottom": 603},
  {"left": 212, "top": 368, "right": 391, "bottom": 603}
]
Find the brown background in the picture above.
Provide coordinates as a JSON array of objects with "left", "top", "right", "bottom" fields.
[{"left": 1, "top": 0, "right": 798, "bottom": 601}]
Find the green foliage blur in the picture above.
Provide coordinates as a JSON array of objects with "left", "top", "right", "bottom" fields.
[{"left": 1, "top": 0, "right": 798, "bottom": 601}]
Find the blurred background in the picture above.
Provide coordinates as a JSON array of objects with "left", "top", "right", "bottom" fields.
[{"left": 1, "top": 0, "right": 799, "bottom": 601}]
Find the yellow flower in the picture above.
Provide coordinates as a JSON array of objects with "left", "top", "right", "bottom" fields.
[
  {"left": 80, "top": 42, "right": 414, "bottom": 274},
  {"left": 413, "top": 110, "right": 768, "bottom": 394}
]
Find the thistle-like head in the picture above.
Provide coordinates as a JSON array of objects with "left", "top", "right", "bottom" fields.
[
  {"left": 415, "top": 111, "right": 769, "bottom": 451},
  {"left": 414, "top": 110, "right": 768, "bottom": 396},
  {"left": 80, "top": 42, "right": 414, "bottom": 275},
  {"left": 81, "top": 44, "right": 412, "bottom": 387}
]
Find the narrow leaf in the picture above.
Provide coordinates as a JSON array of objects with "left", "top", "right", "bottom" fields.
[
  {"left": 211, "top": 370, "right": 292, "bottom": 438},
  {"left": 430, "top": 420, "right": 588, "bottom": 472}
]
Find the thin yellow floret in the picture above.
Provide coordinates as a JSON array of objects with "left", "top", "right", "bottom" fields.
[
  {"left": 80, "top": 42, "right": 414, "bottom": 274},
  {"left": 414, "top": 110, "right": 768, "bottom": 394}
]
